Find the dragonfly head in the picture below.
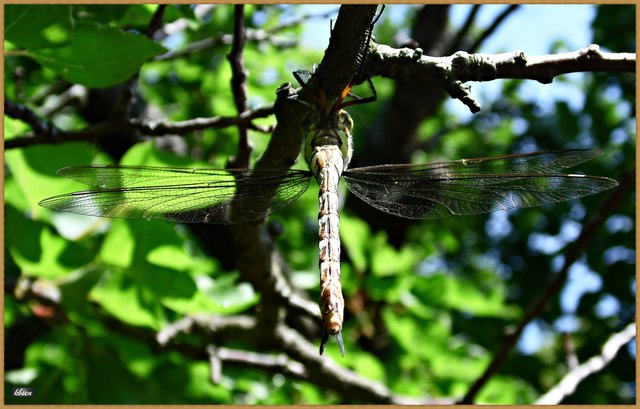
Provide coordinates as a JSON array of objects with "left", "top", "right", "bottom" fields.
[{"left": 302, "top": 108, "right": 353, "bottom": 171}]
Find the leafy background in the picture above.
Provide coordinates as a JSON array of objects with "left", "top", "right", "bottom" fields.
[{"left": 4, "top": 4, "right": 635, "bottom": 404}]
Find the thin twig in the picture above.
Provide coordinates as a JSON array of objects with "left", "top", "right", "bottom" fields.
[
  {"left": 207, "top": 344, "right": 222, "bottom": 384},
  {"left": 5, "top": 99, "right": 59, "bottom": 138},
  {"left": 272, "top": 7, "right": 339, "bottom": 32},
  {"left": 156, "top": 29, "right": 296, "bottom": 61},
  {"left": 562, "top": 332, "right": 580, "bottom": 371},
  {"left": 145, "top": 4, "right": 167, "bottom": 38},
  {"left": 27, "top": 79, "right": 71, "bottom": 105},
  {"left": 39, "top": 84, "right": 87, "bottom": 117},
  {"left": 536, "top": 322, "right": 636, "bottom": 404},
  {"left": 216, "top": 346, "right": 308, "bottom": 380},
  {"left": 468, "top": 4, "right": 520, "bottom": 53},
  {"left": 156, "top": 314, "right": 449, "bottom": 404},
  {"left": 5, "top": 105, "right": 274, "bottom": 149},
  {"left": 460, "top": 169, "right": 635, "bottom": 404},
  {"left": 111, "top": 5, "right": 167, "bottom": 122},
  {"left": 156, "top": 8, "right": 337, "bottom": 62},
  {"left": 447, "top": 4, "right": 481, "bottom": 54},
  {"left": 227, "top": 4, "right": 251, "bottom": 168}
]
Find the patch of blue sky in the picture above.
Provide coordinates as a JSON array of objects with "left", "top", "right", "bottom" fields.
[
  {"left": 603, "top": 246, "right": 636, "bottom": 265},
  {"left": 445, "top": 5, "right": 596, "bottom": 120},
  {"left": 528, "top": 218, "right": 581, "bottom": 255},
  {"left": 554, "top": 315, "right": 581, "bottom": 333},
  {"left": 561, "top": 260, "right": 603, "bottom": 314},
  {"left": 594, "top": 293, "right": 622, "bottom": 319},
  {"left": 485, "top": 210, "right": 513, "bottom": 241},
  {"left": 606, "top": 214, "right": 635, "bottom": 234},
  {"left": 518, "top": 318, "right": 554, "bottom": 355}
]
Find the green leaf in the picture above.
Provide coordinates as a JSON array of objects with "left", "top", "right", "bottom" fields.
[
  {"left": 371, "top": 237, "right": 417, "bottom": 277},
  {"left": 5, "top": 141, "right": 98, "bottom": 224},
  {"left": 99, "top": 221, "right": 135, "bottom": 269},
  {"left": 146, "top": 244, "right": 199, "bottom": 271},
  {"left": 28, "top": 20, "right": 166, "bottom": 88},
  {"left": 184, "top": 362, "right": 233, "bottom": 403},
  {"left": 90, "top": 268, "right": 164, "bottom": 329},
  {"left": 5, "top": 5, "right": 73, "bottom": 50},
  {"left": 6, "top": 205, "right": 93, "bottom": 279},
  {"left": 351, "top": 351, "right": 386, "bottom": 382},
  {"left": 74, "top": 5, "right": 130, "bottom": 23},
  {"left": 96, "top": 218, "right": 254, "bottom": 316},
  {"left": 83, "top": 341, "right": 148, "bottom": 403},
  {"left": 198, "top": 273, "right": 259, "bottom": 314},
  {"left": 477, "top": 375, "right": 537, "bottom": 404},
  {"left": 3, "top": 116, "right": 31, "bottom": 140},
  {"left": 413, "top": 274, "right": 520, "bottom": 318},
  {"left": 341, "top": 215, "right": 371, "bottom": 272},
  {"left": 120, "top": 141, "right": 209, "bottom": 167},
  {"left": 59, "top": 266, "right": 106, "bottom": 320},
  {"left": 98, "top": 220, "right": 198, "bottom": 299}
]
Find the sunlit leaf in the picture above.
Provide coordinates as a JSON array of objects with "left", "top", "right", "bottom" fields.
[
  {"left": 5, "top": 5, "right": 73, "bottom": 49},
  {"left": 28, "top": 20, "right": 166, "bottom": 87}
]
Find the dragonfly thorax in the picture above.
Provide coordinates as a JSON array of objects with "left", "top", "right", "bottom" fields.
[{"left": 302, "top": 109, "right": 354, "bottom": 173}]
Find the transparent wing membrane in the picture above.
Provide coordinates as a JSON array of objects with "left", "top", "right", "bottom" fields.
[
  {"left": 343, "top": 150, "right": 618, "bottom": 219},
  {"left": 40, "top": 166, "right": 312, "bottom": 224}
]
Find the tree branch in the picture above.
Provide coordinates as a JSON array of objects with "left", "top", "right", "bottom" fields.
[
  {"left": 366, "top": 43, "right": 635, "bottom": 113},
  {"left": 156, "top": 8, "right": 338, "bottom": 62},
  {"left": 302, "top": 5, "right": 380, "bottom": 103},
  {"left": 460, "top": 168, "right": 635, "bottom": 404},
  {"left": 17, "top": 269, "right": 446, "bottom": 404},
  {"left": 207, "top": 345, "right": 308, "bottom": 383},
  {"left": 446, "top": 4, "right": 480, "bottom": 53},
  {"left": 467, "top": 5, "right": 520, "bottom": 53},
  {"left": 157, "top": 313, "right": 451, "bottom": 404},
  {"left": 535, "top": 322, "right": 636, "bottom": 404},
  {"left": 5, "top": 99, "right": 59, "bottom": 138},
  {"left": 145, "top": 4, "right": 167, "bottom": 38},
  {"left": 4, "top": 104, "right": 274, "bottom": 149},
  {"left": 227, "top": 5, "right": 251, "bottom": 168}
]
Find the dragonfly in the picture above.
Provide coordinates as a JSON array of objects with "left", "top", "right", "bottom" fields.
[
  {"left": 38, "top": 13, "right": 618, "bottom": 357},
  {"left": 39, "top": 95, "right": 618, "bottom": 358}
]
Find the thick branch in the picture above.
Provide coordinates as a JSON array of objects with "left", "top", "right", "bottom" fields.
[
  {"left": 301, "top": 5, "right": 380, "bottom": 103},
  {"left": 366, "top": 43, "right": 635, "bottom": 113}
]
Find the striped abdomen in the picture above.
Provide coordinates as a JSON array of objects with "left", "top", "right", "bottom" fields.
[{"left": 310, "top": 145, "right": 346, "bottom": 351}]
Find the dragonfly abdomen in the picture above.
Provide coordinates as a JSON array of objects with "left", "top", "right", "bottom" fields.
[{"left": 312, "top": 145, "right": 347, "bottom": 356}]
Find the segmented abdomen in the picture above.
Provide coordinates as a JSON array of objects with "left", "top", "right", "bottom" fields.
[{"left": 310, "top": 145, "right": 345, "bottom": 336}]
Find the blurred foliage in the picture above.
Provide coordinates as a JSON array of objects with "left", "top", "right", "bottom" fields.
[{"left": 4, "top": 4, "right": 635, "bottom": 405}]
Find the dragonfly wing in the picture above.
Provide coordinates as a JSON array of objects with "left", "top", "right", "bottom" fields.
[
  {"left": 39, "top": 167, "right": 312, "bottom": 224},
  {"left": 344, "top": 150, "right": 618, "bottom": 219},
  {"left": 55, "top": 165, "right": 260, "bottom": 188}
]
